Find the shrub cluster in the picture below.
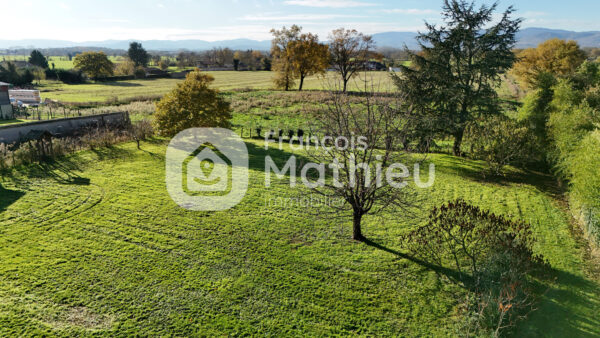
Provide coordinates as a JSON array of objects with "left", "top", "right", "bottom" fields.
[
  {"left": 518, "top": 61, "right": 600, "bottom": 245},
  {"left": 0, "top": 63, "right": 34, "bottom": 86},
  {"left": 45, "top": 68, "right": 85, "bottom": 84},
  {"left": 402, "top": 200, "right": 550, "bottom": 336},
  {"left": 0, "top": 120, "right": 154, "bottom": 170},
  {"left": 466, "top": 115, "right": 536, "bottom": 175}
]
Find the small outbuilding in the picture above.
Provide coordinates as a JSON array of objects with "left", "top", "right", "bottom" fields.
[
  {"left": 9, "top": 89, "right": 42, "bottom": 107},
  {"left": 0, "top": 81, "right": 14, "bottom": 120}
]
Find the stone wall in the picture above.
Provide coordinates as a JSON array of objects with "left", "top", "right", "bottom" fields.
[{"left": 0, "top": 112, "right": 130, "bottom": 144}]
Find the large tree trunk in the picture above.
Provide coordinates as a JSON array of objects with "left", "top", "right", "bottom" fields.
[
  {"left": 298, "top": 76, "right": 305, "bottom": 91},
  {"left": 342, "top": 78, "right": 348, "bottom": 93},
  {"left": 453, "top": 128, "right": 464, "bottom": 156},
  {"left": 353, "top": 211, "right": 364, "bottom": 241}
]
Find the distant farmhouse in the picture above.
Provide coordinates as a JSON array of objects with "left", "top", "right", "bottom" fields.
[
  {"left": 0, "top": 82, "right": 14, "bottom": 119},
  {"left": 9, "top": 89, "right": 42, "bottom": 107},
  {"left": 364, "top": 61, "right": 386, "bottom": 71}
]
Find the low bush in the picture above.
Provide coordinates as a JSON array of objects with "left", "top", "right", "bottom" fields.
[
  {"left": 45, "top": 68, "right": 85, "bottom": 84},
  {"left": 403, "top": 200, "right": 550, "bottom": 336},
  {"left": 130, "top": 119, "right": 154, "bottom": 149},
  {"left": 134, "top": 67, "right": 146, "bottom": 79},
  {"left": 466, "top": 115, "right": 535, "bottom": 175}
]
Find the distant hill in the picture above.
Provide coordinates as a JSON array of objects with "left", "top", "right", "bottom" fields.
[
  {"left": 371, "top": 32, "right": 420, "bottom": 50},
  {"left": 372, "top": 28, "right": 600, "bottom": 50},
  {"left": 1, "top": 28, "right": 600, "bottom": 52},
  {"left": 0, "top": 39, "right": 272, "bottom": 52},
  {"left": 515, "top": 28, "right": 600, "bottom": 48}
]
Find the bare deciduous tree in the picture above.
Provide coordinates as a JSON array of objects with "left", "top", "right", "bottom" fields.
[
  {"left": 328, "top": 28, "right": 375, "bottom": 93},
  {"left": 305, "top": 88, "right": 417, "bottom": 241}
]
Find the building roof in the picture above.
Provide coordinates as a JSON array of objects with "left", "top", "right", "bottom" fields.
[{"left": 0, "top": 82, "right": 10, "bottom": 86}]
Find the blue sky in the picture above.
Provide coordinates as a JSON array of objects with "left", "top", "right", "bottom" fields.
[{"left": 3, "top": 0, "right": 600, "bottom": 41}]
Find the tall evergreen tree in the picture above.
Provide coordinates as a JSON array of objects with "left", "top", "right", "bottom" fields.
[
  {"left": 394, "top": 0, "right": 521, "bottom": 156},
  {"left": 128, "top": 42, "right": 149, "bottom": 68},
  {"left": 29, "top": 50, "right": 49, "bottom": 69}
]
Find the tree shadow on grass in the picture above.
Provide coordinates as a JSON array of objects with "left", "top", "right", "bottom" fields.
[
  {"left": 2, "top": 144, "right": 140, "bottom": 188},
  {"left": 3, "top": 156, "right": 90, "bottom": 187},
  {"left": 364, "top": 236, "right": 600, "bottom": 336},
  {"left": 0, "top": 184, "right": 25, "bottom": 212},
  {"left": 362, "top": 237, "right": 466, "bottom": 285},
  {"left": 435, "top": 155, "right": 563, "bottom": 197},
  {"left": 516, "top": 268, "right": 600, "bottom": 337},
  {"left": 167, "top": 138, "right": 311, "bottom": 174},
  {"left": 89, "top": 145, "right": 136, "bottom": 161}
]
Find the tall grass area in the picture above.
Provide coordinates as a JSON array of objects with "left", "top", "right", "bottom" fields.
[{"left": 0, "top": 139, "right": 598, "bottom": 335}]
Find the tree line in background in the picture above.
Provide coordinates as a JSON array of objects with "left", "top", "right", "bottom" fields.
[{"left": 270, "top": 25, "right": 380, "bottom": 92}]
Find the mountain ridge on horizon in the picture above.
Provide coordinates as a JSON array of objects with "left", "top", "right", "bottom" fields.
[{"left": 1, "top": 28, "right": 599, "bottom": 52}]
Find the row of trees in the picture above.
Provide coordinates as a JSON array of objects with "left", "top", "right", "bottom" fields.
[
  {"left": 23, "top": 43, "right": 152, "bottom": 80},
  {"left": 174, "top": 49, "right": 271, "bottom": 70},
  {"left": 270, "top": 26, "right": 376, "bottom": 92},
  {"left": 0, "top": 62, "right": 35, "bottom": 86},
  {"left": 513, "top": 39, "right": 600, "bottom": 244}
]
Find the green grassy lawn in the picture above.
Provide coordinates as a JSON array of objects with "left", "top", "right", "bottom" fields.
[
  {"left": 47, "top": 56, "right": 74, "bottom": 69},
  {"left": 0, "top": 139, "right": 598, "bottom": 336},
  {"left": 37, "top": 71, "right": 394, "bottom": 103}
]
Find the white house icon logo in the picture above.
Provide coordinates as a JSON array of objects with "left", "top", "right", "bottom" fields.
[
  {"left": 184, "top": 146, "right": 231, "bottom": 194},
  {"left": 166, "top": 128, "right": 248, "bottom": 211}
]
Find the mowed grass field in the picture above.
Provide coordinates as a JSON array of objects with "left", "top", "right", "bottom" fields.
[
  {"left": 38, "top": 72, "right": 395, "bottom": 103},
  {"left": 0, "top": 139, "right": 598, "bottom": 336}
]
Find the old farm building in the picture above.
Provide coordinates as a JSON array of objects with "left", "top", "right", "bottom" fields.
[{"left": 0, "top": 82, "right": 14, "bottom": 119}]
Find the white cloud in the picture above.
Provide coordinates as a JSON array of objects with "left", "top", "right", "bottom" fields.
[
  {"left": 382, "top": 9, "right": 436, "bottom": 15},
  {"left": 284, "top": 0, "right": 375, "bottom": 8},
  {"left": 241, "top": 13, "right": 364, "bottom": 21}
]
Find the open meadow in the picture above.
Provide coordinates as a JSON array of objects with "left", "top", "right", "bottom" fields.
[
  {"left": 37, "top": 71, "right": 395, "bottom": 104},
  {"left": 1, "top": 139, "right": 598, "bottom": 336},
  {"left": 2, "top": 0, "right": 600, "bottom": 335}
]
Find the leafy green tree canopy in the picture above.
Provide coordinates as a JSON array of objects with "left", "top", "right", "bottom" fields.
[
  {"left": 73, "top": 52, "right": 114, "bottom": 79},
  {"left": 270, "top": 25, "right": 302, "bottom": 91},
  {"left": 154, "top": 71, "right": 232, "bottom": 136},
  {"left": 512, "top": 39, "right": 586, "bottom": 89}
]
